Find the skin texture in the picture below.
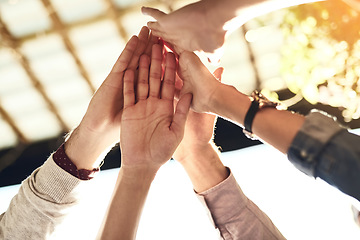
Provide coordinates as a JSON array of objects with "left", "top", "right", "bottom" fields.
[
  {"left": 97, "top": 44, "right": 192, "bottom": 240},
  {"left": 64, "top": 26, "right": 158, "bottom": 170},
  {"left": 174, "top": 67, "right": 230, "bottom": 193},
  {"left": 177, "top": 51, "right": 305, "bottom": 154}
]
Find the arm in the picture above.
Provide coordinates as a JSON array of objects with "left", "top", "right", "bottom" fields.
[
  {"left": 97, "top": 45, "right": 192, "bottom": 239},
  {"left": 178, "top": 51, "right": 304, "bottom": 153},
  {"left": 65, "top": 26, "right": 157, "bottom": 170},
  {"left": 178, "top": 51, "right": 360, "bottom": 201},
  {"left": 288, "top": 111, "right": 360, "bottom": 202},
  {"left": 0, "top": 27, "right": 155, "bottom": 239},
  {"left": 173, "top": 71, "right": 285, "bottom": 239},
  {"left": 142, "top": 0, "right": 322, "bottom": 54}
]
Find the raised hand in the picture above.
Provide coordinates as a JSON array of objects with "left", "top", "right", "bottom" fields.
[
  {"left": 142, "top": 2, "right": 226, "bottom": 54},
  {"left": 120, "top": 44, "right": 192, "bottom": 171},
  {"left": 174, "top": 67, "right": 223, "bottom": 163},
  {"left": 64, "top": 27, "right": 158, "bottom": 170},
  {"left": 177, "top": 51, "right": 223, "bottom": 114}
]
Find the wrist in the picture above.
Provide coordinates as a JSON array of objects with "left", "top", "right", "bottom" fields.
[
  {"left": 120, "top": 163, "right": 158, "bottom": 183},
  {"left": 175, "top": 142, "right": 217, "bottom": 163},
  {"left": 179, "top": 143, "right": 229, "bottom": 193},
  {"left": 64, "top": 124, "right": 112, "bottom": 170},
  {"left": 209, "top": 84, "right": 251, "bottom": 126}
]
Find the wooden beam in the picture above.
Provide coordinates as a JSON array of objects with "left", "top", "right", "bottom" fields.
[
  {"left": 0, "top": 17, "right": 70, "bottom": 131},
  {"left": 104, "top": 0, "right": 129, "bottom": 41},
  {"left": 0, "top": 103, "right": 28, "bottom": 143},
  {"left": 40, "top": 0, "right": 96, "bottom": 93}
]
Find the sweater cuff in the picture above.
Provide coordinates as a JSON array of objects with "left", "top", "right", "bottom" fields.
[
  {"left": 31, "top": 156, "right": 82, "bottom": 203},
  {"left": 53, "top": 143, "right": 100, "bottom": 180}
]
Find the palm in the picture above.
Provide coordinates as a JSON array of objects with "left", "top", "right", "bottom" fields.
[
  {"left": 86, "top": 72, "right": 124, "bottom": 130},
  {"left": 121, "top": 98, "right": 179, "bottom": 167},
  {"left": 119, "top": 45, "right": 191, "bottom": 171},
  {"left": 80, "top": 27, "right": 158, "bottom": 147}
]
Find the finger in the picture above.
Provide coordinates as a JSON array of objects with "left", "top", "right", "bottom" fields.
[
  {"left": 149, "top": 44, "right": 163, "bottom": 98},
  {"left": 141, "top": 7, "right": 166, "bottom": 20},
  {"left": 111, "top": 36, "right": 139, "bottom": 73},
  {"left": 213, "top": 67, "right": 224, "bottom": 82},
  {"left": 144, "top": 32, "right": 159, "bottom": 57},
  {"left": 171, "top": 93, "right": 192, "bottom": 135},
  {"left": 163, "top": 41, "right": 181, "bottom": 58},
  {"left": 128, "top": 26, "right": 150, "bottom": 69},
  {"left": 206, "top": 47, "right": 224, "bottom": 65},
  {"left": 146, "top": 25, "right": 168, "bottom": 40},
  {"left": 174, "top": 73, "right": 183, "bottom": 100},
  {"left": 146, "top": 21, "right": 161, "bottom": 32},
  {"left": 137, "top": 55, "right": 150, "bottom": 101},
  {"left": 123, "top": 69, "right": 135, "bottom": 109},
  {"left": 161, "top": 52, "right": 176, "bottom": 100}
]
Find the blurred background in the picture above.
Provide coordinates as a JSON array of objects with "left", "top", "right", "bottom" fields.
[
  {"left": 0, "top": 0, "right": 360, "bottom": 239},
  {"left": 1, "top": 0, "right": 360, "bottom": 185}
]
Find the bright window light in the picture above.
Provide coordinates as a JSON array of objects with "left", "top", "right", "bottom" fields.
[{"left": 0, "top": 145, "right": 359, "bottom": 240}]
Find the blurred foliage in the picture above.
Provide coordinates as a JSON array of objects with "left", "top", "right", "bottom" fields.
[{"left": 281, "top": 0, "right": 360, "bottom": 121}]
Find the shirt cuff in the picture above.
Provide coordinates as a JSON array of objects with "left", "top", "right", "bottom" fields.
[
  {"left": 53, "top": 143, "right": 100, "bottom": 180},
  {"left": 195, "top": 168, "right": 248, "bottom": 226},
  {"left": 287, "top": 110, "right": 343, "bottom": 177}
]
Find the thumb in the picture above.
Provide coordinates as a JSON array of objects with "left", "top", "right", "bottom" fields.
[
  {"left": 213, "top": 67, "right": 224, "bottom": 83},
  {"left": 171, "top": 93, "right": 192, "bottom": 135},
  {"left": 142, "top": 7, "right": 166, "bottom": 20}
]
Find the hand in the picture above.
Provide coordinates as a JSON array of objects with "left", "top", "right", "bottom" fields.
[
  {"left": 81, "top": 27, "right": 156, "bottom": 139},
  {"left": 177, "top": 51, "right": 223, "bottom": 113},
  {"left": 142, "top": 2, "right": 226, "bottom": 54},
  {"left": 64, "top": 27, "right": 158, "bottom": 169},
  {"left": 120, "top": 44, "right": 192, "bottom": 172},
  {"left": 174, "top": 68, "right": 223, "bottom": 163}
]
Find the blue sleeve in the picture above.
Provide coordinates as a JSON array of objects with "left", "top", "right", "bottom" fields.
[{"left": 287, "top": 110, "right": 360, "bottom": 201}]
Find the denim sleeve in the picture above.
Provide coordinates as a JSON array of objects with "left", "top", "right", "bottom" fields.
[{"left": 287, "top": 110, "right": 360, "bottom": 202}]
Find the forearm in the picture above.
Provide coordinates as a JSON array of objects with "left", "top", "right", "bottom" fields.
[
  {"left": 210, "top": 84, "right": 305, "bottom": 153},
  {"left": 64, "top": 123, "right": 114, "bottom": 170},
  {"left": 98, "top": 165, "right": 156, "bottom": 240},
  {"left": 179, "top": 143, "right": 229, "bottom": 193},
  {"left": 288, "top": 111, "right": 360, "bottom": 201},
  {"left": 179, "top": 142, "right": 285, "bottom": 239}
]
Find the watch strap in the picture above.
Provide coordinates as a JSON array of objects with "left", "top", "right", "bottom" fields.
[{"left": 244, "top": 99, "right": 259, "bottom": 135}]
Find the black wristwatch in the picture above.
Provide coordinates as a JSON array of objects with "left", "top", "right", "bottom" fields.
[{"left": 243, "top": 90, "right": 279, "bottom": 140}]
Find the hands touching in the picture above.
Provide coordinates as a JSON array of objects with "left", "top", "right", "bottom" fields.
[
  {"left": 177, "top": 51, "right": 224, "bottom": 114},
  {"left": 98, "top": 35, "right": 192, "bottom": 240},
  {"left": 174, "top": 67, "right": 223, "bottom": 162},
  {"left": 64, "top": 27, "right": 159, "bottom": 170},
  {"left": 120, "top": 44, "right": 192, "bottom": 173},
  {"left": 174, "top": 65, "right": 229, "bottom": 193}
]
